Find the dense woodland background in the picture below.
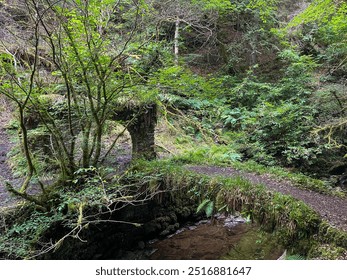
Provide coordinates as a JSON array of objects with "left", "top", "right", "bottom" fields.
[{"left": 0, "top": 0, "right": 346, "bottom": 259}]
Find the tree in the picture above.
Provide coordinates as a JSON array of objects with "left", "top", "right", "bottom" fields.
[
  {"left": 148, "top": 0, "right": 219, "bottom": 65},
  {"left": 0, "top": 0, "right": 158, "bottom": 203}
]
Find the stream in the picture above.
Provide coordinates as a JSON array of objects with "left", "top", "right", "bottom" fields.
[{"left": 121, "top": 214, "right": 284, "bottom": 260}]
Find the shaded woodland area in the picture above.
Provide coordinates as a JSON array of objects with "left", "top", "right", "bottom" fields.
[{"left": 0, "top": 0, "right": 346, "bottom": 259}]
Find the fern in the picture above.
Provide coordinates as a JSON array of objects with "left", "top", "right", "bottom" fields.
[
  {"left": 197, "top": 199, "right": 214, "bottom": 217},
  {"left": 197, "top": 199, "right": 211, "bottom": 213},
  {"left": 205, "top": 201, "right": 214, "bottom": 217},
  {"left": 286, "top": 254, "right": 305, "bottom": 260}
]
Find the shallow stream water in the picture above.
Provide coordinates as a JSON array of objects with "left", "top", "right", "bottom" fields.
[{"left": 146, "top": 215, "right": 284, "bottom": 260}]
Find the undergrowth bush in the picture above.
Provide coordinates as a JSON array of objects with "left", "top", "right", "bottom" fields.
[
  {"left": 0, "top": 165, "right": 158, "bottom": 259},
  {"left": 175, "top": 144, "right": 242, "bottom": 165}
]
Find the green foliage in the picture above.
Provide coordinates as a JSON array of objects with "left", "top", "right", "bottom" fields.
[
  {"left": 216, "top": 50, "right": 325, "bottom": 168},
  {"left": 0, "top": 164, "right": 145, "bottom": 259},
  {"left": 317, "top": 221, "right": 347, "bottom": 249},
  {"left": 0, "top": 0, "right": 165, "bottom": 203},
  {"left": 286, "top": 0, "right": 347, "bottom": 74},
  {"left": 151, "top": 56, "right": 326, "bottom": 171},
  {"left": 149, "top": 4, "right": 332, "bottom": 174},
  {"left": 285, "top": 254, "right": 305, "bottom": 260},
  {"left": 196, "top": 199, "right": 214, "bottom": 217},
  {"left": 223, "top": 227, "right": 284, "bottom": 260},
  {"left": 152, "top": 66, "right": 227, "bottom": 101},
  {"left": 279, "top": 49, "right": 318, "bottom": 93},
  {"left": 0, "top": 208, "right": 64, "bottom": 259},
  {"left": 247, "top": 0, "right": 280, "bottom": 24},
  {"left": 280, "top": 0, "right": 347, "bottom": 160},
  {"left": 245, "top": 101, "right": 321, "bottom": 166},
  {"left": 175, "top": 144, "right": 242, "bottom": 165},
  {"left": 288, "top": 0, "right": 346, "bottom": 35},
  {"left": 1, "top": 0, "right": 347, "bottom": 260},
  {"left": 218, "top": 0, "right": 282, "bottom": 73},
  {"left": 308, "top": 244, "right": 346, "bottom": 260},
  {"left": 191, "top": 0, "right": 236, "bottom": 12}
]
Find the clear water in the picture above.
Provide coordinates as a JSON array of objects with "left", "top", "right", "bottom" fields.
[{"left": 148, "top": 218, "right": 284, "bottom": 260}]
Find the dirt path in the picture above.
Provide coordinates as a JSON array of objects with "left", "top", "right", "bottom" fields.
[
  {"left": 0, "top": 98, "right": 19, "bottom": 207},
  {"left": 187, "top": 165, "right": 347, "bottom": 232},
  {"left": 0, "top": 127, "right": 14, "bottom": 207}
]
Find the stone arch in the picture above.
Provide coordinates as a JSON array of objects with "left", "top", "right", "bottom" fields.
[
  {"left": 23, "top": 100, "right": 158, "bottom": 163},
  {"left": 113, "top": 103, "right": 157, "bottom": 160}
]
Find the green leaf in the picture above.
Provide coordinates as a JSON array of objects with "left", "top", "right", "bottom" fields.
[
  {"left": 205, "top": 201, "right": 214, "bottom": 218},
  {"left": 196, "top": 199, "right": 211, "bottom": 213}
]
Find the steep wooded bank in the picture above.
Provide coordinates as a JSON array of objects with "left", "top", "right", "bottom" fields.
[{"left": 0, "top": 0, "right": 346, "bottom": 259}]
